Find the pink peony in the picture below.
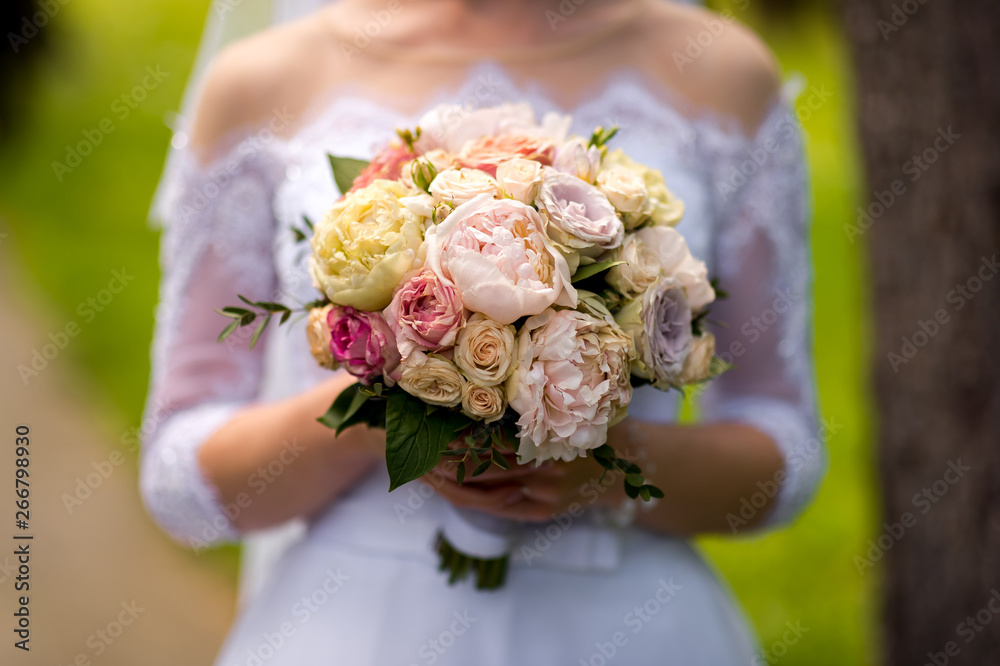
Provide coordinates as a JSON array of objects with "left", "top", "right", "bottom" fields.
[
  {"left": 507, "top": 308, "right": 633, "bottom": 465},
  {"left": 424, "top": 194, "right": 577, "bottom": 325},
  {"left": 384, "top": 269, "right": 467, "bottom": 360},
  {"left": 327, "top": 306, "right": 401, "bottom": 385}
]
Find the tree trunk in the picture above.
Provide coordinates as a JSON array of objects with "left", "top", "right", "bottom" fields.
[{"left": 838, "top": 1, "right": 1000, "bottom": 664}]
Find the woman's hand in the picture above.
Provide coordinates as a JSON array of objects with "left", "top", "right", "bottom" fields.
[{"left": 424, "top": 453, "right": 610, "bottom": 522}]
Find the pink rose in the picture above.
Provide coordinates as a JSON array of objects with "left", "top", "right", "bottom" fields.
[
  {"left": 328, "top": 306, "right": 401, "bottom": 385},
  {"left": 348, "top": 141, "right": 416, "bottom": 193},
  {"left": 457, "top": 134, "right": 555, "bottom": 176},
  {"left": 507, "top": 308, "right": 633, "bottom": 464},
  {"left": 384, "top": 269, "right": 467, "bottom": 360},
  {"left": 425, "top": 194, "right": 577, "bottom": 325}
]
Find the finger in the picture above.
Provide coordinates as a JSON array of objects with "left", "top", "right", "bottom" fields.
[{"left": 430, "top": 478, "right": 525, "bottom": 511}]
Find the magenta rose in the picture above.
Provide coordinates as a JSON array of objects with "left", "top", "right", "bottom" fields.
[
  {"left": 328, "top": 306, "right": 402, "bottom": 385},
  {"left": 384, "top": 269, "right": 467, "bottom": 360}
]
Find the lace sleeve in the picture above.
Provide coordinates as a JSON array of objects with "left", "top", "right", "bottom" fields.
[
  {"left": 140, "top": 141, "right": 283, "bottom": 547},
  {"left": 700, "top": 101, "right": 826, "bottom": 529}
]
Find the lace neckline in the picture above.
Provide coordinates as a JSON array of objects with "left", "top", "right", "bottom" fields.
[{"left": 170, "top": 61, "right": 791, "bottom": 178}]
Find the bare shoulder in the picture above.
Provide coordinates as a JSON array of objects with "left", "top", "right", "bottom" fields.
[
  {"left": 641, "top": 2, "right": 783, "bottom": 135},
  {"left": 189, "top": 16, "right": 339, "bottom": 155}
]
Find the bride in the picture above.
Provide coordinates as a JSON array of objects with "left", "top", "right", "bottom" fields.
[{"left": 141, "top": 0, "right": 824, "bottom": 663}]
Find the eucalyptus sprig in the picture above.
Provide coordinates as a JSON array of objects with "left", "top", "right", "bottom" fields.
[
  {"left": 216, "top": 295, "right": 328, "bottom": 349},
  {"left": 592, "top": 444, "right": 664, "bottom": 501}
]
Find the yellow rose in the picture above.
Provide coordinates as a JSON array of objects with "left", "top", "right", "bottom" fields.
[{"left": 309, "top": 179, "right": 427, "bottom": 311}]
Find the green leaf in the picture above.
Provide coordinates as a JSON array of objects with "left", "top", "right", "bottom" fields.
[
  {"left": 302, "top": 215, "right": 315, "bottom": 232},
  {"left": 571, "top": 260, "right": 625, "bottom": 283},
  {"left": 456, "top": 463, "right": 466, "bottom": 485},
  {"left": 472, "top": 459, "right": 492, "bottom": 477},
  {"left": 291, "top": 227, "right": 308, "bottom": 243},
  {"left": 217, "top": 319, "right": 239, "bottom": 342},
  {"left": 280, "top": 310, "right": 292, "bottom": 324},
  {"left": 328, "top": 155, "right": 370, "bottom": 194},
  {"left": 218, "top": 306, "right": 251, "bottom": 318},
  {"left": 625, "top": 473, "right": 644, "bottom": 487},
  {"left": 624, "top": 484, "right": 640, "bottom": 500},
  {"left": 639, "top": 486, "right": 651, "bottom": 501},
  {"left": 317, "top": 383, "right": 369, "bottom": 431},
  {"left": 491, "top": 452, "right": 511, "bottom": 470},
  {"left": 384, "top": 392, "right": 470, "bottom": 491},
  {"left": 249, "top": 314, "right": 272, "bottom": 349},
  {"left": 593, "top": 444, "right": 615, "bottom": 461},
  {"left": 253, "top": 301, "right": 289, "bottom": 313},
  {"left": 645, "top": 485, "right": 665, "bottom": 499}
]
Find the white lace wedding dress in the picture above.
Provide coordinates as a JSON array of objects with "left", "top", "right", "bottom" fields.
[{"left": 141, "top": 62, "right": 823, "bottom": 665}]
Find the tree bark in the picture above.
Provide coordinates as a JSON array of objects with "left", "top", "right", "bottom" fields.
[{"left": 839, "top": 1, "right": 1000, "bottom": 664}]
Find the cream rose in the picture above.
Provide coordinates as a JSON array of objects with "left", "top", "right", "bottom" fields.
[
  {"left": 622, "top": 226, "right": 715, "bottom": 312},
  {"left": 678, "top": 332, "right": 716, "bottom": 384},
  {"left": 606, "top": 232, "right": 660, "bottom": 300},
  {"left": 429, "top": 168, "right": 501, "bottom": 206},
  {"left": 461, "top": 382, "right": 507, "bottom": 423},
  {"left": 425, "top": 193, "right": 577, "bottom": 325},
  {"left": 306, "top": 304, "right": 337, "bottom": 370},
  {"left": 601, "top": 149, "right": 684, "bottom": 229},
  {"left": 454, "top": 313, "right": 516, "bottom": 386},
  {"left": 397, "top": 351, "right": 464, "bottom": 407},
  {"left": 495, "top": 158, "right": 543, "bottom": 204},
  {"left": 309, "top": 179, "right": 426, "bottom": 311},
  {"left": 596, "top": 165, "right": 648, "bottom": 214}
]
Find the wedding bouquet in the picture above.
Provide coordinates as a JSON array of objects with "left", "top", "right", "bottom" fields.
[{"left": 218, "top": 103, "right": 726, "bottom": 589}]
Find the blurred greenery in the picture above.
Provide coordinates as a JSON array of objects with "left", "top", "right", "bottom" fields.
[{"left": 0, "top": 1, "right": 876, "bottom": 664}]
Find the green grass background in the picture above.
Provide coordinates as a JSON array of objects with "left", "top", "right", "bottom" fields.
[{"left": 0, "top": 1, "right": 878, "bottom": 663}]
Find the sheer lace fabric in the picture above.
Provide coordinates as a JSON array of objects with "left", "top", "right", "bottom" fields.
[{"left": 141, "top": 63, "right": 824, "bottom": 549}]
